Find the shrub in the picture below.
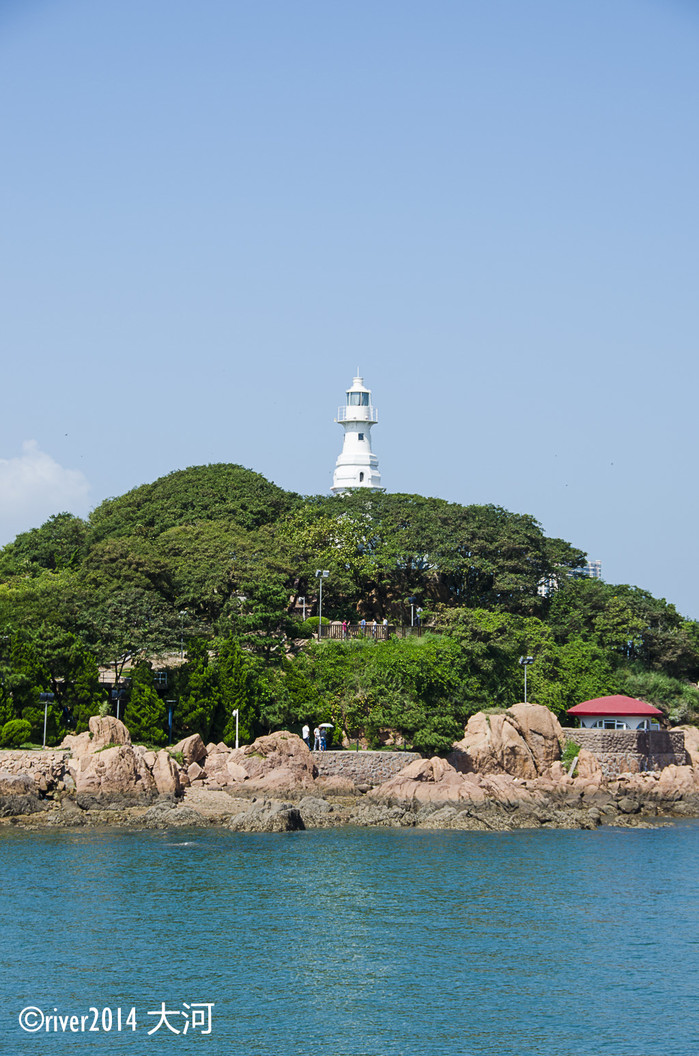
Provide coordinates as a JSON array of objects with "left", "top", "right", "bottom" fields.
[
  {"left": 1, "top": 719, "right": 33, "bottom": 748},
  {"left": 301, "top": 617, "right": 330, "bottom": 632},
  {"left": 561, "top": 739, "right": 580, "bottom": 766}
]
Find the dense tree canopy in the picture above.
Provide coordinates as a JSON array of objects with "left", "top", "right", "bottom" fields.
[{"left": 0, "top": 462, "right": 697, "bottom": 748}]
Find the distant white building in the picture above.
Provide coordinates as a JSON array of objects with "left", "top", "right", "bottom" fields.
[
  {"left": 537, "top": 558, "right": 603, "bottom": 597},
  {"left": 331, "top": 374, "right": 382, "bottom": 494},
  {"left": 584, "top": 559, "right": 602, "bottom": 579}
]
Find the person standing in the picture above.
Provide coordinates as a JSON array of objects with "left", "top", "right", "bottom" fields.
[
  {"left": 313, "top": 726, "right": 321, "bottom": 750},
  {"left": 382, "top": 617, "right": 388, "bottom": 638},
  {"left": 360, "top": 617, "right": 366, "bottom": 635},
  {"left": 342, "top": 619, "right": 348, "bottom": 639},
  {"left": 302, "top": 723, "right": 310, "bottom": 749},
  {"left": 371, "top": 619, "right": 377, "bottom": 637},
  {"left": 319, "top": 727, "right": 327, "bottom": 751}
]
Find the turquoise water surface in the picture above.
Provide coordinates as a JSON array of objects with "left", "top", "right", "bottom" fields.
[{"left": 1, "top": 822, "right": 698, "bottom": 1056}]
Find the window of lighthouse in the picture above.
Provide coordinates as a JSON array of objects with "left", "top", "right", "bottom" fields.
[
  {"left": 348, "top": 392, "right": 369, "bottom": 406},
  {"left": 358, "top": 433, "right": 364, "bottom": 440},
  {"left": 359, "top": 472, "right": 364, "bottom": 482}
]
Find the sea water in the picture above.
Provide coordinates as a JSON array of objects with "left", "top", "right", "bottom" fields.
[{"left": 1, "top": 822, "right": 698, "bottom": 1056}]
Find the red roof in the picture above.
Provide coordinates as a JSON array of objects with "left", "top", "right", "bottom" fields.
[{"left": 567, "top": 695, "right": 663, "bottom": 717}]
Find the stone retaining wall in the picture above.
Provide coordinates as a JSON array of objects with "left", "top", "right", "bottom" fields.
[
  {"left": 311, "top": 750, "right": 421, "bottom": 787},
  {"left": 562, "top": 728, "right": 686, "bottom": 777}
]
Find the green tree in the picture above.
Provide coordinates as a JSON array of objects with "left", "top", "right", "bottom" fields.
[
  {"left": 173, "top": 638, "right": 219, "bottom": 741},
  {"left": 125, "top": 661, "right": 167, "bottom": 745}
]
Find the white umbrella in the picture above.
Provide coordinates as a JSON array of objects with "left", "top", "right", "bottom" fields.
[{"left": 319, "top": 723, "right": 334, "bottom": 728}]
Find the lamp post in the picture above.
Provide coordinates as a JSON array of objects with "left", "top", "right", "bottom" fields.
[
  {"left": 39, "top": 692, "right": 55, "bottom": 748},
  {"left": 519, "top": 655, "right": 534, "bottom": 703},
  {"left": 407, "top": 596, "right": 417, "bottom": 627},
  {"left": 315, "top": 570, "right": 329, "bottom": 639},
  {"left": 166, "top": 699, "right": 176, "bottom": 744},
  {"left": 111, "top": 683, "right": 127, "bottom": 721},
  {"left": 232, "top": 708, "right": 239, "bottom": 750},
  {"left": 179, "top": 610, "right": 187, "bottom": 659}
]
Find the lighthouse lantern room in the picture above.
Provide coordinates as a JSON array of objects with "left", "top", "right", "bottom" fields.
[{"left": 331, "top": 374, "right": 382, "bottom": 494}]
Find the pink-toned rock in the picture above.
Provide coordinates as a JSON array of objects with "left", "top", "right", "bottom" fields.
[
  {"left": 226, "top": 760, "right": 248, "bottom": 784},
  {"left": 449, "top": 712, "right": 538, "bottom": 779},
  {"left": 62, "top": 715, "right": 132, "bottom": 761},
  {"left": 246, "top": 767, "right": 307, "bottom": 793},
  {"left": 187, "top": 761, "right": 206, "bottom": 782},
  {"left": 448, "top": 704, "right": 564, "bottom": 780},
  {"left": 316, "top": 775, "right": 358, "bottom": 794},
  {"left": 61, "top": 730, "right": 92, "bottom": 759},
  {"left": 548, "top": 761, "right": 568, "bottom": 782},
  {"left": 507, "top": 703, "right": 565, "bottom": 770},
  {"left": 88, "top": 715, "right": 131, "bottom": 750},
  {"left": 675, "top": 726, "right": 699, "bottom": 767},
  {"left": 369, "top": 756, "right": 546, "bottom": 813},
  {"left": 655, "top": 764, "right": 699, "bottom": 800},
  {"left": 228, "top": 732, "right": 316, "bottom": 790},
  {"left": 369, "top": 757, "right": 470, "bottom": 806},
  {"left": 172, "top": 734, "right": 207, "bottom": 767},
  {"left": 150, "top": 751, "right": 182, "bottom": 796},
  {"left": 575, "top": 748, "right": 601, "bottom": 779},
  {"left": 191, "top": 743, "right": 247, "bottom": 787},
  {"left": 75, "top": 744, "right": 156, "bottom": 805}
]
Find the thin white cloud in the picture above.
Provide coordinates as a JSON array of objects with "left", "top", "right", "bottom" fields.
[{"left": 0, "top": 440, "right": 90, "bottom": 545}]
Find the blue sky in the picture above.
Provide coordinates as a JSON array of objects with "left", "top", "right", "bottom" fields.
[{"left": 2, "top": 0, "right": 698, "bottom": 617}]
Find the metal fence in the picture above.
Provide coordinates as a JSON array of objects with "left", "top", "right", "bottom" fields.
[{"left": 319, "top": 623, "right": 428, "bottom": 640}]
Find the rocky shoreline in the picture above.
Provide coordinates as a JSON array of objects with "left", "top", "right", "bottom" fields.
[{"left": 2, "top": 706, "right": 699, "bottom": 834}]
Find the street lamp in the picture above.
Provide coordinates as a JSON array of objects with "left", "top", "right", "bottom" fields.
[
  {"left": 232, "top": 708, "right": 239, "bottom": 749},
  {"left": 166, "top": 699, "right": 176, "bottom": 744},
  {"left": 315, "top": 570, "right": 329, "bottom": 639},
  {"left": 111, "top": 683, "right": 127, "bottom": 721},
  {"left": 179, "top": 610, "right": 187, "bottom": 659},
  {"left": 407, "top": 596, "right": 417, "bottom": 627},
  {"left": 39, "top": 692, "right": 55, "bottom": 748},
  {"left": 519, "top": 655, "right": 534, "bottom": 703}
]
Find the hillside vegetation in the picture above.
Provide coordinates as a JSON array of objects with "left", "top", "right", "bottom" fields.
[{"left": 1, "top": 463, "right": 698, "bottom": 751}]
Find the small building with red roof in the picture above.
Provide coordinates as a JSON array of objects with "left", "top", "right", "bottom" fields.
[{"left": 567, "top": 695, "right": 663, "bottom": 731}]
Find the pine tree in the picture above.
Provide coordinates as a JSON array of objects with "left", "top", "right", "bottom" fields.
[{"left": 124, "top": 661, "right": 167, "bottom": 746}]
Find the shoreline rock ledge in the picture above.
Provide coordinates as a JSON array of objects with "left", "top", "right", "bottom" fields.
[{"left": 2, "top": 706, "right": 699, "bottom": 831}]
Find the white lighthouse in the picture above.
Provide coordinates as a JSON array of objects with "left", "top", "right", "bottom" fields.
[{"left": 331, "top": 373, "right": 382, "bottom": 494}]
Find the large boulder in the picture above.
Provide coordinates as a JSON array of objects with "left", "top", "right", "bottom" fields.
[
  {"left": 62, "top": 716, "right": 131, "bottom": 762},
  {"left": 75, "top": 744, "right": 157, "bottom": 808},
  {"left": 171, "top": 734, "right": 207, "bottom": 767},
  {"left": 507, "top": 703, "right": 565, "bottom": 770},
  {"left": 448, "top": 704, "right": 564, "bottom": 779},
  {"left": 449, "top": 712, "right": 538, "bottom": 779},
  {"left": 228, "top": 800, "right": 305, "bottom": 832},
  {"left": 370, "top": 757, "right": 470, "bottom": 805},
  {"left": 228, "top": 732, "right": 317, "bottom": 791},
  {"left": 199, "top": 745, "right": 249, "bottom": 788},
  {"left": 0, "top": 771, "right": 48, "bottom": 817},
  {"left": 675, "top": 726, "right": 699, "bottom": 767},
  {"left": 149, "top": 750, "right": 183, "bottom": 797}
]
